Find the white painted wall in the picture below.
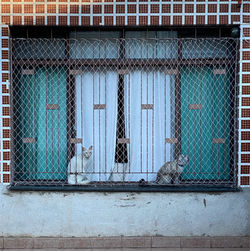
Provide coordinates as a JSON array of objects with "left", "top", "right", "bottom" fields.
[{"left": 0, "top": 185, "right": 249, "bottom": 237}]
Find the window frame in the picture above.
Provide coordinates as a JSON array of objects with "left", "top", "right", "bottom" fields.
[{"left": 9, "top": 27, "right": 239, "bottom": 190}]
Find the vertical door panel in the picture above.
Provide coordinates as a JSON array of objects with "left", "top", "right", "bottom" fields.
[{"left": 181, "top": 67, "right": 231, "bottom": 180}]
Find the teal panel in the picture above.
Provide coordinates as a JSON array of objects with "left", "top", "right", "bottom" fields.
[
  {"left": 181, "top": 67, "right": 231, "bottom": 180},
  {"left": 18, "top": 67, "right": 67, "bottom": 181}
]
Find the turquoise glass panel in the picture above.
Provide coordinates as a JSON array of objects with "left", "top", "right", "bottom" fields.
[
  {"left": 181, "top": 67, "right": 231, "bottom": 180},
  {"left": 17, "top": 67, "right": 67, "bottom": 181}
]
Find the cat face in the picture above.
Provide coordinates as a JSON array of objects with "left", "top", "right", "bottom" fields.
[
  {"left": 177, "top": 154, "right": 189, "bottom": 166},
  {"left": 82, "top": 145, "right": 93, "bottom": 159}
]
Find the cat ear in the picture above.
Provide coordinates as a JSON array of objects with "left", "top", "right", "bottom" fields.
[
  {"left": 89, "top": 145, "right": 93, "bottom": 150},
  {"left": 82, "top": 146, "right": 86, "bottom": 152}
]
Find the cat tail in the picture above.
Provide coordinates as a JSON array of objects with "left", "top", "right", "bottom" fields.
[{"left": 155, "top": 173, "right": 161, "bottom": 183}]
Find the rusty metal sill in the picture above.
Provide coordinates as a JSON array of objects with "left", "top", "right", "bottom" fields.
[{"left": 9, "top": 184, "right": 240, "bottom": 193}]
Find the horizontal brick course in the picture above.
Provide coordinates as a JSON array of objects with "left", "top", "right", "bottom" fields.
[
  {"left": 92, "top": 237, "right": 122, "bottom": 248},
  {"left": 122, "top": 237, "right": 151, "bottom": 248},
  {"left": 4, "top": 238, "right": 33, "bottom": 249},
  {"left": 152, "top": 237, "right": 180, "bottom": 248},
  {"left": 0, "top": 237, "right": 249, "bottom": 248},
  {"left": 211, "top": 237, "right": 244, "bottom": 248},
  {"left": 60, "top": 238, "right": 92, "bottom": 248},
  {"left": 0, "top": 1, "right": 244, "bottom": 27},
  {"left": 181, "top": 237, "right": 210, "bottom": 248}
]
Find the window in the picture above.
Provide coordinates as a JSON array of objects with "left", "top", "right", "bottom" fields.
[{"left": 11, "top": 28, "right": 238, "bottom": 187}]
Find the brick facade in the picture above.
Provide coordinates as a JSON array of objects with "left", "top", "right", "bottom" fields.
[
  {"left": 0, "top": 0, "right": 249, "bottom": 186},
  {"left": 239, "top": 21, "right": 250, "bottom": 186},
  {"left": 0, "top": 25, "right": 10, "bottom": 184}
]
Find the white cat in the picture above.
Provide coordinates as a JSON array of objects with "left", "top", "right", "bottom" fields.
[
  {"left": 156, "top": 154, "right": 189, "bottom": 184},
  {"left": 67, "top": 145, "right": 93, "bottom": 185}
]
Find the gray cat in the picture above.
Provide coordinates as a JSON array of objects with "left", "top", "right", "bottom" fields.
[{"left": 156, "top": 154, "right": 189, "bottom": 184}]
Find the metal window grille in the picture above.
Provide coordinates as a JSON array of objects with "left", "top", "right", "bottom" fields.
[{"left": 10, "top": 37, "right": 239, "bottom": 187}]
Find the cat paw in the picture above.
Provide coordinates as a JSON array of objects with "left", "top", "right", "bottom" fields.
[{"left": 77, "top": 179, "right": 90, "bottom": 185}]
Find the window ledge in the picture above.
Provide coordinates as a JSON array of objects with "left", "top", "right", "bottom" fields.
[{"left": 8, "top": 184, "right": 241, "bottom": 193}]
